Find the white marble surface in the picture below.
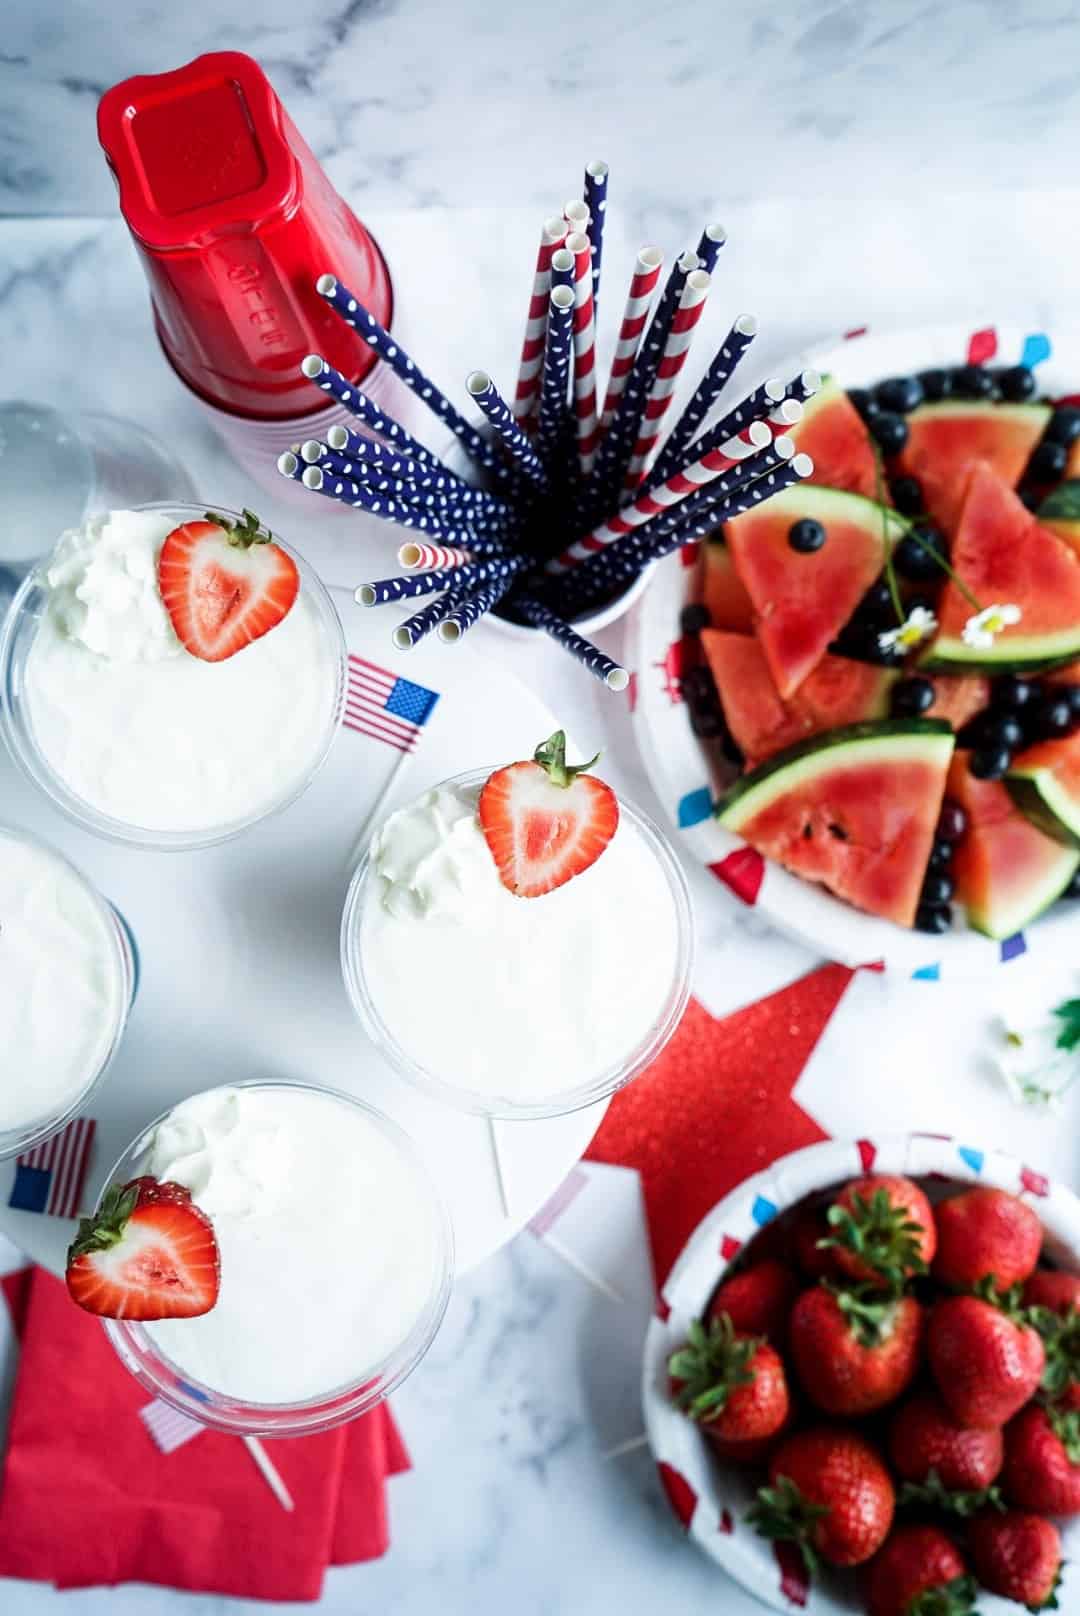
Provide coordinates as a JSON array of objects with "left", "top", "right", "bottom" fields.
[{"left": 2, "top": 31, "right": 1080, "bottom": 1607}]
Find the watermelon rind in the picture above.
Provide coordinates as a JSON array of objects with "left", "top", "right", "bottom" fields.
[
  {"left": 965, "top": 842, "right": 1078, "bottom": 940},
  {"left": 1038, "top": 481, "right": 1080, "bottom": 523},
  {"left": 716, "top": 719, "right": 954, "bottom": 830},
  {"left": 1006, "top": 753, "right": 1080, "bottom": 849},
  {"left": 921, "top": 629, "right": 1080, "bottom": 675}
]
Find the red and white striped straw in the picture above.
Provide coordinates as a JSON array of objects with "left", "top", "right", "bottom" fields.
[
  {"left": 600, "top": 246, "right": 663, "bottom": 431},
  {"left": 512, "top": 214, "right": 569, "bottom": 424},
  {"left": 398, "top": 541, "right": 474, "bottom": 571},
  {"left": 545, "top": 399, "right": 802, "bottom": 573},
  {"left": 622, "top": 267, "right": 711, "bottom": 489},
  {"left": 566, "top": 229, "right": 601, "bottom": 474}
]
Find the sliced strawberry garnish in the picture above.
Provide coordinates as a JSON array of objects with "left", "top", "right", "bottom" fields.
[
  {"left": 478, "top": 729, "right": 619, "bottom": 897},
  {"left": 157, "top": 508, "right": 299, "bottom": 663},
  {"left": 66, "top": 1178, "right": 220, "bottom": 1321}
]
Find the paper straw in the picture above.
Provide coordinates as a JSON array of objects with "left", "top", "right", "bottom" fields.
[
  {"left": 437, "top": 571, "right": 520, "bottom": 641},
  {"left": 398, "top": 541, "right": 475, "bottom": 571},
  {"left": 300, "top": 355, "right": 456, "bottom": 478},
  {"left": 600, "top": 246, "right": 664, "bottom": 430},
  {"left": 243, "top": 1438, "right": 294, "bottom": 1513},
  {"left": 536, "top": 284, "right": 576, "bottom": 469},
  {"left": 393, "top": 587, "right": 471, "bottom": 649},
  {"left": 512, "top": 214, "right": 568, "bottom": 423},
  {"left": 563, "top": 198, "right": 591, "bottom": 230},
  {"left": 296, "top": 462, "right": 485, "bottom": 547},
  {"left": 304, "top": 443, "right": 506, "bottom": 529},
  {"left": 784, "top": 367, "right": 822, "bottom": 405},
  {"left": 555, "top": 447, "right": 811, "bottom": 615},
  {"left": 545, "top": 414, "right": 773, "bottom": 573},
  {"left": 695, "top": 222, "right": 727, "bottom": 274},
  {"left": 638, "top": 374, "right": 788, "bottom": 498},
  {"left": 584, "top": 160, "right": 609, "bottom": 316},
  {"left": 646, "top": 313, "right": 758, "bottom": 488},
  {"left": 588, "top": 248, "right": 699, "bottom": 506},
  {"left": 356, "top": 553, "right": 524, "bottom": 606},
  {"left": 622, "top": 267, "right": 711, "bottom": 490},
  {"left": 315, "top": 274, "right": 513, "bottom": 486},
  {"left": 318, "top": 428, "right": 516, "bottom": 519},
  {"left": 565, "top": 230, "right": 601, "bottom": 475},
  {"left": 514, "top": 596, "right": 629, "bottom": 690},
  {"left": 466, "top": 370, "right": 547, "bottom": 489}
]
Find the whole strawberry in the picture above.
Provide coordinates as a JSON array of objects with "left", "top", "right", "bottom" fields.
[
  {"left": 968, "top": 1510, "right": 1063, "bottom": 1611},
  {"left": 932, "top": 1186, "right": 1042, "bottom": 1291},
  {"left": 788, "top": 1284, "right": 923, "bottom": 1417},
  {"left": 822, "top": 1175, "right": 936, "bottom": 1290},
  {"left": 707, "top": 1258, "right": 799, "bottom": 1347},
  {"left": 862, "top": 1525, "right": 975, "bottom": 1616},
  {"left": 927, "top": 1293, "right": 1044, "bottom": 1428},
  {"left": 1023, "top": 1268, "right": 1080, "bottom": 1314},
  {"left": 748, "top": 1426, "right": 895, "bottom": 1572},
  {"left": 1003, "top": 1404, "right": 1080, "bottom": 1516},
  {"left": 1024, "top": 1270, "right": 1080, "bottom": 1411},
  {"left": 668, "top": 1315, "right": 789, "bottom": 1444},
  {"left": 887, "top": 1391, "right": 1003, "bottom": 1514}
]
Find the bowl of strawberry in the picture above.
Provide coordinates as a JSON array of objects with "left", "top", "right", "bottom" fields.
[{"left": 642, "top": 1134, "right": 1080, "bottom": 1614}]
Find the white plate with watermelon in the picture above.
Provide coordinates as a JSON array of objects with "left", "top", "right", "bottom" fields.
[{"left": 631, "top": 322, "right": 1080, "bottom": 977}]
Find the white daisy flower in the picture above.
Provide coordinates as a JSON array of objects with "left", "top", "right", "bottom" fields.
[
  {"left": 962, "top": 602, "right": 1022, "bottom": 650},
  {"left": 878, "top": 605, "right": 938, "bottom": 656}
]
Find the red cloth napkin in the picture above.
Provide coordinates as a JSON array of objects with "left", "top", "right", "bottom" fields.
[
  {"left": 0, "top": 1268, "right": 409, "bottom": 1601},
  {"left": 587, "top": 964, "right": 853, "bottom": 1285}
]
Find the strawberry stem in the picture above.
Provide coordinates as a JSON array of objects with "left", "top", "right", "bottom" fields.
[
  {"left": 204, "top": 508, "right": 273, "bottom": 549},
  {"left": 820, "top": 1187, "right": 928, "bottom": 1289},
  {"left": 746, "top": 1475, "right": 829, "bottom": 1580},
  {"left": 828, "top": 1280, "right": 899, "bottom": 1347},
  {"left": 898, "top": 1468, "right": 1005, "bottom": 1518},
  {"left": 67, "top": 1180, "right": 138, "bottom": 1261},
  {"left": 533, "top": 729, "right": 600, "bottom": 789},
  {"left": 668, "top": 1314, "right": 761, "bottom": 1423}
]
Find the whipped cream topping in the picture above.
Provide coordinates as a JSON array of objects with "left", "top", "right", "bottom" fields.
[
  {"left": 22, "top": 509, "right": 340, "bottom": 835},
  {"left": 138, "top": 1086, "right": 444, "bottom": 1405},
  {"left": 0, "top": 828, "right": 127, "bottom": 1135},
  {"left": 357, "top": 780, "right": 685, "bottom": 1105}
]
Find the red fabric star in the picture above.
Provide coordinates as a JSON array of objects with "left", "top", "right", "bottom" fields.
[{"left": 586, "top": 964, "right": 853, "bottom": 1285}]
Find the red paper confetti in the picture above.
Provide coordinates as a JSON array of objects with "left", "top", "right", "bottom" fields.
[
  {"left": 657, "top": 1461, "right": 697, "bottom": 1529},
  {"left": 966, "top": 327, "right": 997, "bottom": 365},
  {"left": 709, "top": 847, "right": 765, "bottom": 906}
]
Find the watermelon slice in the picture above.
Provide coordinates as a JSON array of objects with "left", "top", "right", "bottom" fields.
[
  {"left": 726, "top": 486, "right": 906, "bottom": 699},
  {"left": 789, "top": 377, "right": 880, "bottom": 500},
  {"left": 926, "top": 674, "right": 990, "bottom": 732},
  {"left": 1038, "top": 480, "right": 1080, "bottom": 559},
  {"left": 716, "top": 720, "right": 955, "bottom": 928},
  {"left": 948, "top": 752, "right": 1078, "bottom": 938},
  {"left": 924, "top": 465, "right": 1080, "bottom": 673},
  {"left": 702, "top": 540, "right": 754, "bottom": 632},
  {"left": 893, "top": 400, "right": 1050, "bottom": 535},
  {"left": 1007, "top": 732, "right": 1080, "bottom": 848},
  {"left": 701, "top": 630, "right": 894, "bottom": 764}
]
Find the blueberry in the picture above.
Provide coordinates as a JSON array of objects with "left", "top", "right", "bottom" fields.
[
  {"left": 992, "top": 673, "right": 1038, "bottom": 711},
  {"left": 1064, "top": 869, "right": 1080, "bottom": 900},
  {"left": 891, "top": 676, "right": 936, "bottom": 716},
  {"left": 721, "top": 732, "right": 744, "bottom": 766},
  {"left": 917, "top": 368, "right": 952, "bottom": 403},
  {"left": 936, "top": 800, "right": 968, "bottom": 843},
  {"left": 998, "top": 365, "right": 1036, "bottom": 402},
  {"left": 1031, "top": 695, "right": 1074, "bottom": 739},
  {"left": 951, "top": 364, "right": 996, "bottom": 399},
  {"left": 891, "top": 475, "right": 924, "bottom": 516},
  {"left": 922, "top": 871, "right": 955, "bottom": 906},
  {"left": 788, "top": 518, "right": 826, "bottom": 553},
  {"left": 1046, "top": 407, "right": 1080, "bottom": 447},
  {"left": 895, "top": 527, "right": 947, "bottom": 582},
  {"left": 847, "top": 388, "right": 879, "bottom": 422},
  {"left": 862, "top": 578, "right": 897, "bottom": 615},
  {"left": 928, "top": 837, "right": 955, "bottom": 869},
  {"left": 869, "top": 412, "right": 909, "bottom": 455},
  {"left": 915, "top": 903, "right": 953, "bottom": 934},
  {"left": 682, "top": 667, "right": 727, "bottom": 740},
  {"left": 876, "top": 375, "right": 924, "bottom": 414},
  {"left": 1029, "top": 439, "right": 1068, "bottom": 482},
  {"left": 979, "top": 712, "right": 1026, "bottom": 750},
  {"left": 680, "top": 603, "right": 712, "bottom": 635},
  {"left": 970, "top": 744, "right": 1013, "bottom": 781}
]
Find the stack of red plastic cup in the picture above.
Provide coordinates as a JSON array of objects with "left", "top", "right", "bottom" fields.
[{"left": 98, "top": 52, "right": 402, "bottom": 493}]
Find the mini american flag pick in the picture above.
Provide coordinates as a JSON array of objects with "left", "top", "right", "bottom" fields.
[
  {"left": 344, "top": 655, "right": 440, "bottom": 753},
  {"left": 527, "top": 1167, "right": 624, "bottom": 1302},
  {"left": 8, "top": 1118, "right": 96, "bottom": 1218},
  {"left": 140, "top": 1397, "right": 203, "bottom": 1455}
]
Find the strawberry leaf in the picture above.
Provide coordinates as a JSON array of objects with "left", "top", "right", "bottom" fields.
[
  {"left": 1052, "top": 998, "right": 1080, "bottom": 1054},
  {"left": 898, "top": 1468, "right": 1005, "bottom": 1518},
  {"left": 1046, "top": 1404, "right": 1080, "bottom": 1466},
  {"left": 67, "top": 1181, "right": 138, "bottom": 1261},
  {"left": 828, "top": 1280, "right": 898, "bottom": 1348},
  {"left": 533, "top": 729, "right": 600, "bottom": 789},
  {"left": 746, "top": 1475, "right": 829, "bottom": 1580},
  {"left": 906, "top": 1575, "right": 978, "bottom": 1616},
  {"left": 820, "top": 1187, "right": 927, "bottom": 1289},
  {"left": 204, "top": 507, "right": 273, "bottom": 549},
  {"left": 1032, "top": 1303, "right": 1080, "bottom": 1403},
  {"left": 668, "top": 1313, "right": 761, "bottom": 1423}
]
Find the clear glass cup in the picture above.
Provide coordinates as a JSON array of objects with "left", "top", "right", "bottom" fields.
[
  {"left": 100, "top": 1080, "right": 454, "bottom": 1437},
  {"left": 0, "top": 501, "right": 346, "bottom": 851},
  {"left": 341, "top": 768, "right": 695, "bottom": 1119},
  {"left": 0, "top": 400, "right": 195, "bottom": 580},
  {"left": 0, "top": 824, "right": 137, "bottom": 1161}
]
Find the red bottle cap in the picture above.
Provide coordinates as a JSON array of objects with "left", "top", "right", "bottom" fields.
[{"left": 98, "top": 52, "right": 393, "bottom": 421}]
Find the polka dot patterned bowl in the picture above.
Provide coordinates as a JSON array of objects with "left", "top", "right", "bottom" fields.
[{"left": 640, "top": 1133, "right": 1080, "bottom": 1612}]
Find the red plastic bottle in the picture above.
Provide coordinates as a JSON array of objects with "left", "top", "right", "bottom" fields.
[{"left": 98, "top": 52, "right": 399, "bottom": 486}]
